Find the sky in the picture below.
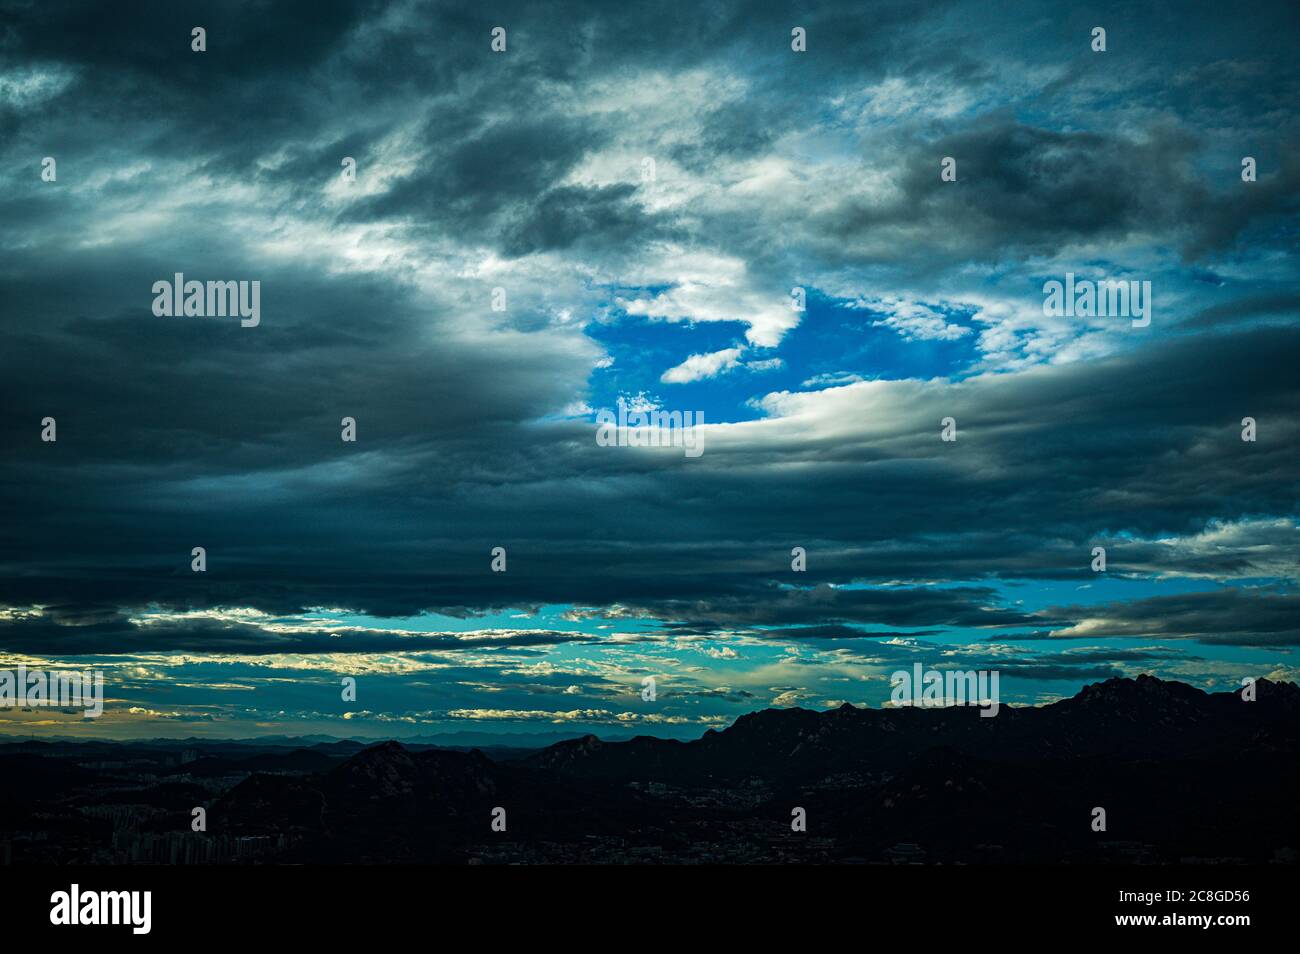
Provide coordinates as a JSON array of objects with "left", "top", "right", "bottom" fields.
[{"left": 0, "top": 0, "right": 1296, "bottom": 740}]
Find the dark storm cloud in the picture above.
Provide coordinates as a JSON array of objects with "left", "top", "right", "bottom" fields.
[
  {"left": 758, "top": 626, "right": 945, "bottom": 641},
  {"left": 0, "top": 0, "right": 1296, "bottom": 671},
  {"left": 673, "top": 686, "right": 759, "bottom": 703},
  {"left": 1177, "top": 292, "right": 1300, "bottom": 331},
  {"left": 979, "top": 630, "right": 1064, "bottom": 642},
  {"left": 628, "top": 585, "right": 1054, "bottom": 630},
  {"left": 1049, "top": 589, "right": 1300, "bottom": 648},
  {"left": 500, "top": 184, "right": 672, "bottom": 258},
  {"left": 0, "top": 308, "right": 1295, "bottom": 645},
  {"left": 4, "top": 0, "right": 1293, "bottom": 300},
  {"left": 1033, "top": 647, "right": 1199, "bottom": 664},
  {"left": 2, "top": 0, "right": 377, "bottom": 81},
  {"left": 344, "top": 117, "right": 599, "bottom": 232},
  {"left": 817, "top": 119, "right": 1300, "bottom": 263},
  {"left": 1, "top": 0, "right": 930, "bottom": 246},
  {"left": 0, "top": 610, "right": 593, "bottom": 655},
  {"left": 0, "top": 0, "right": 385, "bottom": 177}
]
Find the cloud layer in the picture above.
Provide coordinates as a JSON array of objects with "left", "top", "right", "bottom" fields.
[{"left": 0, "top": 0, "right": 1296, "bottom": 737}]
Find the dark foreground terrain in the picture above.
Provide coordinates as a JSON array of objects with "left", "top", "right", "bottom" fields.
[{"left": 2, "top": 675, "right": 1297, "bottom": 864}]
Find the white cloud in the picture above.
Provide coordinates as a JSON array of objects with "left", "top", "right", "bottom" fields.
[
  {"left": 802, "top": 371, "right": 865, "bottom": 388},
  {"left": 616, "top": 251, "right": 800, "bottom": 348},
  {"left": 661, "top": 347, "right": 743, "bottom": 383},
  {"left": 857, "top": 297, "right": 972, "bottom": 342}
]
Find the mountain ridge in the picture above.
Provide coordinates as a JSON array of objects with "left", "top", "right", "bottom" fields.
[{"left": 519, "top": 674, "right": 1299, "bottom": 784}]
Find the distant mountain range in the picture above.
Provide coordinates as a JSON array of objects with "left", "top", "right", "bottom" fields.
[
  {"left": 0, "top": 729, "right": 624, "bottom": 750},
  {"left": 525, "top": 674, "right": 1300, "bottom": 783},
  {"left": 4, "top": 676, "right": 1297, "bottom": 864}
]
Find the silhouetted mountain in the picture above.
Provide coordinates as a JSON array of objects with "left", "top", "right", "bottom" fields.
[
  {"left": 523, "top": 675, "right": 1300, "bottom": 784},
  {"left": 4, "top": 676, "right": 1297, "bottom": 864}
]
